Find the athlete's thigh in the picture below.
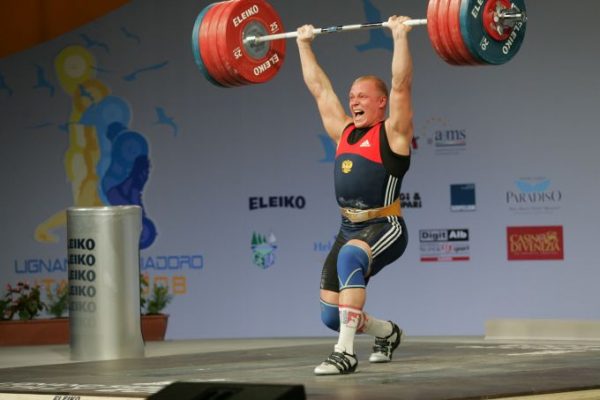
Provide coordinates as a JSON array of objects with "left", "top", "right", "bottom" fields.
[{"left": 352, "top": 217, "right": 408, "bottom": 278}]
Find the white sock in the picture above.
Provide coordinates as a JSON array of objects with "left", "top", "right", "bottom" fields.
[
  {"left": 335, "top": 305, "right": 362, "bottom": 355},
  {"left": 361, "top": 313, "right": 392, "bottom": 338}
]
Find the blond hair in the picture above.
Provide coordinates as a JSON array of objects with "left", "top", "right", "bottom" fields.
[{"left": 352, "top": 75, "right": 389, "bottom": 98}]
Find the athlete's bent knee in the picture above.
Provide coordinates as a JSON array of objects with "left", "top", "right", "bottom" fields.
[{"left": 337, "top": 244, "right": 370, "bottom": 290}]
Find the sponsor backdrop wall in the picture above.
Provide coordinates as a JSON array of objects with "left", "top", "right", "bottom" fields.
[{"left": 0, "top": 0, "right": 598, "bottom": 339}]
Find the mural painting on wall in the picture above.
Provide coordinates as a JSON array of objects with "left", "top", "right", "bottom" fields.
[{"left": 33, "top": 44, "right": 159, "bottom": 249}]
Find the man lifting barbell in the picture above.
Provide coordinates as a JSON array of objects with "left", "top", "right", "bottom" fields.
[
  {"left": 297, "top": 15, "right": 413, "bottom": 376},
  {"left": 191, "top": 0, "right": 528, "bottom": 376}
]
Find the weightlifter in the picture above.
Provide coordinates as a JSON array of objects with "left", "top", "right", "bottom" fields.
[{"left": 296, "top": 15, "right": 414, "bottom": 375}]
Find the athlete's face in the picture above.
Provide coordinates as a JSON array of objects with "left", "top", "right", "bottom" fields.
[{"left": 349, "top": 79, "right": 387, "bottom": 128}]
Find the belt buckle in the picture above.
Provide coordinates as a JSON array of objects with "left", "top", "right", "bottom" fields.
[
  {"left": 345, "top": 208, "right": 363, "bottom": 216},
  {"left": 343, "top": 207, "right": 370, "bottom": 223}
]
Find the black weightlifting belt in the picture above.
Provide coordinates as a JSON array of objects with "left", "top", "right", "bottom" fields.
[{"left": 340, "top": 199, "right": 401, "bottom": 223}]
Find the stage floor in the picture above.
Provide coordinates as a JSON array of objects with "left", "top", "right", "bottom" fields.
[{"left": 1, "top": 336, "right": 600, "bottom": 399}]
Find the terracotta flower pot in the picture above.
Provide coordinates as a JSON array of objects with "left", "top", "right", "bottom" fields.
[
  {"left": 0, "top": 318, "right": 69, "bottom": 346},
  {"left": 141, "top": 314, "right": 169, "bottom": 341},
  {"left": 0, "top": 314, "right": 169, "bottom": 346}
]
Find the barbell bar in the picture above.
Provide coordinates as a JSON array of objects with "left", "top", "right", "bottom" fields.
[
  {"left": 191, "top": 0, "right": 528, "bottom": 87},
  {"left": 243, "top": 19, "right": 429, "bottom": 45}
]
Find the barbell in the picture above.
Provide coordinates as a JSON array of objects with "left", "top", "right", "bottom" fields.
[{"left": 191, "top": 0, "right": 527, "bottom": 87}]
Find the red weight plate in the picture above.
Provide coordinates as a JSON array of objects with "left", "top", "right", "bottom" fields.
[
  {"left": 210, "top": 0, "right": 250, "bottom": 86},
  {"left": 207, "top": 1, "right": 244, "bottom": 86},
  {"left": 426, "top": 0, "right": 457, "bottom": 65},
  {"left": 192, "top": 3, "right": 226, "bottom": 87},
  {"left": 214, "top": 0, "right": 252, "bottom": 85},
  {"left": 449, "top": 0, "right": 481, "bottom": 64},
  {"left": 199, "top": 2, "right": 232, "bottom": 86},
  {"left": 200, "top": 2, "right": 236, "bottom": 87},
  {"left": 438, "top": 0, "right": 465, "bottom": 65},
  {"left": 220, "top": 0, "right": 286, "bottom": 84}
]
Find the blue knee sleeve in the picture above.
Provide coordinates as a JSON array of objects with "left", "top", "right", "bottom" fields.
[
  {"left": 320, "top": 300, "right": 339, "bottom": 331},
  {"left": 337, "top": 244, "right": 369, "bottom": 290}
]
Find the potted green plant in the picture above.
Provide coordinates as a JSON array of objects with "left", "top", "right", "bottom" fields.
[
  {"left": 0, "top": 282, "right": 69, "bottom": 346},
  {"left": 1, "top": 275, "right": 174, "bottom": 346},
  {"left": 140, "top": 274, "right": 173, "bottom": 341},
  {"left": 2, "top": 282, "right": 46, "bottom": 320},
  {"left": 46, "top": 282, "right": 69, "bottom": 318}
]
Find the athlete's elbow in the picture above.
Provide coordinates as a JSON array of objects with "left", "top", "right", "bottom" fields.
[{"left": 391, "top": 76, "right": 412, "bottom": 93}]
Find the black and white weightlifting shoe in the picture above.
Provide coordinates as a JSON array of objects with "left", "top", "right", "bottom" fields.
[
  {"left": 314, "top": 347, "right": 358, "bottom": 375},
  {"left": 368, "top": 321, "right": 403, "bottom": 363}
]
